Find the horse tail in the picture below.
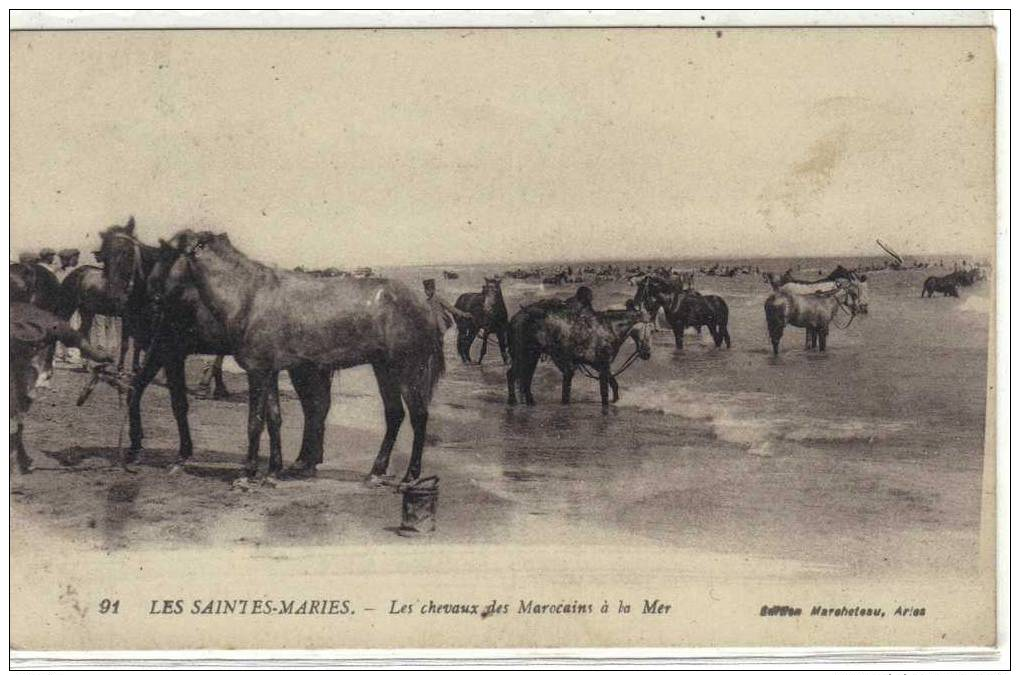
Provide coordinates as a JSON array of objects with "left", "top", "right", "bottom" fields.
[{"left": 407, "top": 324, "right": 445, "bottom": 405}]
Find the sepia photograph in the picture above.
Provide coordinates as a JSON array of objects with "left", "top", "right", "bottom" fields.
[{"left": 8, "top": 11, "right": 1003, "bottom": 662}]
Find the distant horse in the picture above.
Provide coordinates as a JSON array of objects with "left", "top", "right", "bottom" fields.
[
  {"left": 506, "top": 304, "right": 651, "bottom": 407},
  {"left": 634, "top": 276, "right": 731, "bottom": 350},
  {"left": 764, "top": 278, "right": 863, "bottom": 355},
  {"left": 59, "top": 264, "right": 138, "bottom": 370},
  {"left": 454, "top": 277, "right": 509, "bottom": 364},
  {"left": 442, "top": 270, "right": 459, "bottom": 280},
  {"left": 921, "top": 275, "right": 960, "bottom": 298},
  {"left": 153, "top": 230, "right": 445, "bottom": 483},
  {"left": 98, "top": 219, "right": 242, "bottom": 465}
]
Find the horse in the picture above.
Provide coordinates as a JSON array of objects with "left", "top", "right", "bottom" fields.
[
  {"left": 505, "top": 304, "right": 651, "bottom": 407},
  {"left": 58, "top": 264, "right": 139, "bottom": 370},
  {"left": 453, "top": 277, "right": 509, "bottom": 364},
  {"left": 921, "top": 275, "right": 960, "bottom": 298},
  {"left": 764, "top": 278, "right": 863, "bottom": 355},
  {"left": 152, "top": 230, "right": 445, "bottom": 484},
  {"left": 634, "top": 276, "right": 731, "bottom": 350},
  {"left": 97, "top": 219, "right": 246, "bottom": 466},
  {"left": 775, "top": 275, "right": 870, "bottom": 315}
]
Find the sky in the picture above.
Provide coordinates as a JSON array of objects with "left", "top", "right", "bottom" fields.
[{"left": 10, "top": 27, "right": 996, "bottom": 268}]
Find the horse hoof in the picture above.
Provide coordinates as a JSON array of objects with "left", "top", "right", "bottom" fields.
[
  {"left": 282, "top": 463, "right": 317, "bottom": 480},
  {"left": 364, "top": 473, "right": 395, "bottom": 488}
]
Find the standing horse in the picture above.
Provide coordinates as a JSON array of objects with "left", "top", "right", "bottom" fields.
[
  {"left": 506, "top": 304, "right": 651, "bottom": 407},
  {"left": 153, "top": 230, "right": 445, "bottom": 483},
  {"left": 764, "top": 278, "right": 862, "bottom": 355},
  {"left": 454, "top": 277, "right": 509, "bottom": 364},
  {"left": 97, "top": 220, "right": 243, "bottom": 466},
  {"left": 921, "top": 275, "right": 960, "bottom": 298},
  {"left": 634, "top": 276, "right": 731, "bottom": 350}
]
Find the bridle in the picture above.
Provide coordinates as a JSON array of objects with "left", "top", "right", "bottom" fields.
[{"left": 106, "top": 232, "right": 147, "bottom": 298}]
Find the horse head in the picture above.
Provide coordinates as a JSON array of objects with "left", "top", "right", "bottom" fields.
[
  {"left": 95, "top": 215, "right": 142, "bottom": 300},
  {"left": 149, "top": 230, "right": 227, "bottom": 303},
  {"left": 834, "top": 278, "right": 866, "bottom": 316}
]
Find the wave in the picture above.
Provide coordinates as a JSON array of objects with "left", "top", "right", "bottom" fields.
[{"left": 617, "top": 382, "right": 908, "bottom": 455}]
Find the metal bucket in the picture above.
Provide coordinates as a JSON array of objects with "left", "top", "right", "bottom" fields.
[{"left": 398, "top": 476, "right": 439, "bottom": 537}]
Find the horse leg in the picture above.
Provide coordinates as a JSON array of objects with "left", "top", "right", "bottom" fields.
[
  {"left": 818, "top": 327, "right": 828, "bottom": 352},
  {"left": 521, "top": 351, "right": 539, "bottom": 406},
  {"left": 609, "top": 375, "right": 620, "bottom": 403},
  {"left": 399, "top": 385, "right": 431, "bottom": 484},
  {"left": 163, "top": 353, "right": 194, "bottom": 462},
  {"left": 290, "top": 363, "right": 331, "bottom": 472},
  {"left": 721, "top": 322, "right": 731, "bottom": 349},
  {"left": 477, "top": 328, "right": 489, "bottom": 364},
  {"left": 598, "top": 367, "right": 611, "bottom": 407},
  {"left": 212, "top": 355, "right": 229, "bottom": 399},
  {"left": 244, "top": 370, "right": 272, "bottom": 477},
  {"left": 457, "top": 326, "right": 472, "bottom": 364},
  {"left": 560, "top": 365, "right": 574, "bottom": 404},
  {"left": 506, "top": 365, "right": 517, "bottom": 405},
  {"left": 265, "top": 374, "right": 284, "bottom": 475},
  {"left": 497, "top": 328, "right": 509, "bottom": 364},
  {"left": 673, "top": 321, "right": 685, "bottom": 350},
  {"left": 127, "top": 347, "right": 164, "bottom": 462},
  {"left": 707, "top": 322, "right": 722, "bottom": 347},
  {"left": 804, "top": 328, "right": 813, "bottom": 350},
  {"left": 368, "top": 363, "right": 405, "bottom": 480}
]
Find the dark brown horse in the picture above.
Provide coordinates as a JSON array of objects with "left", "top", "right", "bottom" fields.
[
  {"left": 506, "top": 304, "right": 651, "bottom": 407},
  {"left": 921, "top": 275, "right": 960, "bottom": 298},
  {"left": 97, "top": 219, "right": 238, "bottom": 465},
  {"left": 634, "top": 276, "right": 731, "bottom": 350},
  {"left": 454, "top": 277, "right": 509, "bottom": 364},
  {"left": 153, "top": 230, "right": 445, "bottom": 483}
]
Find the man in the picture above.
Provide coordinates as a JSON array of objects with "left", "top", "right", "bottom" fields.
[
  {"left": 56, "top": 248, "right": 81, "bottom": 281},
  {"left": 37, "top": 248, "right": 58, "bottom": 274},
  {"left": 17, "top": 251, "right": 39, "bottom": 265},
  {"left": 423, "top": 279, "right": 471, "bottom": 332},
  {"left": 11, "top": 302, "right": 112, "bottom": 474}
]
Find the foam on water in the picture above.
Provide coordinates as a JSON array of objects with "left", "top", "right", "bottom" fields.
[{"left": 618, "top": 381, "right": 908, "bottom": 456}]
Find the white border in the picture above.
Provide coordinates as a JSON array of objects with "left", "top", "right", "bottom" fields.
[{"left": 5, "top": 9, "right": 1009, "bottom": 670}]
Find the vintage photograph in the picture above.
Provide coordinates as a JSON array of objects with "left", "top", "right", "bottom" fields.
[{"left": 10, "top": 18, "right": 999, "bottom": 655}]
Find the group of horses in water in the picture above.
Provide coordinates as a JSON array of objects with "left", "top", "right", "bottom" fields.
[{"left": 21, "top": 216, "right": 993, "bottom": 484}]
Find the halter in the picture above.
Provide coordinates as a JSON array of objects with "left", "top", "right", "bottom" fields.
[{"left": 106, "top": 232, "right": 146, "bottom": 297}]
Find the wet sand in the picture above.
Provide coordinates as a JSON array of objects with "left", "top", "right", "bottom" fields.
[{"left": 9, "top": 259, "right": 992, "bottom": 582}]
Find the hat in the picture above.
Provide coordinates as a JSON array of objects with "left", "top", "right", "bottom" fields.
[
  {"left": 423, "top": 278, "right": 436, "bottom": 288},
  {"left": 58, "top": 248, "right": 80, "bottom": 258},
  {"left": 38, "top": 247, "right": 56, "bottom": 258}
]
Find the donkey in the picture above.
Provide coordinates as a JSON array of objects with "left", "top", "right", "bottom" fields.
[
  {"left": 153, "top": 230, "right": 445, "bottom": 484},
  {"left": 506, "top": 304, "right": 651, "bottom": 407},
  {"left": 764, "top": 278, "right": 863, "bottom": 355},
  {"left": 634, "top": 276, "right": 731, "bottom": 350},
  {"left": 454, "top": 277, "right": 509, "bottom": 364}
]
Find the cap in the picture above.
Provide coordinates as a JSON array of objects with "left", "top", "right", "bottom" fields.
[
  {"left": 18, "top": 252, "right": 39, "bottom": 264},
  {"left": 58, "top": 248, "right": 81, "bottom": 258},
  {"left": 423, "top": 278, "right": 436, "bottom": 287},
  {"left": 38, "top": 247, "right": 56, "bottom": 257}
]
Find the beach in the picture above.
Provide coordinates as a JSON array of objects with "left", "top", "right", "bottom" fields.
[{"left": 9, "top": 258, "right": 992, "bottom": 582}]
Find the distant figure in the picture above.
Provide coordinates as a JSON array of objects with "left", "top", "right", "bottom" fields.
[
  {"left": 10, "top": 302, "right": 112, "bottom": 473},
  {"left": 565, "top": 286, "right": 596, "bottom": 315},
  {"left": 423, "top": 278, "right": 471, "bottom": 332},
  {"left": 37, "top": 248, "right": 58, "bottom": 274},
  {"left": 56, "top": 248, "right": 81, "bottom": 281},
  {"left": 17, "top": 252, "right": 39, "bottom": 265}
]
